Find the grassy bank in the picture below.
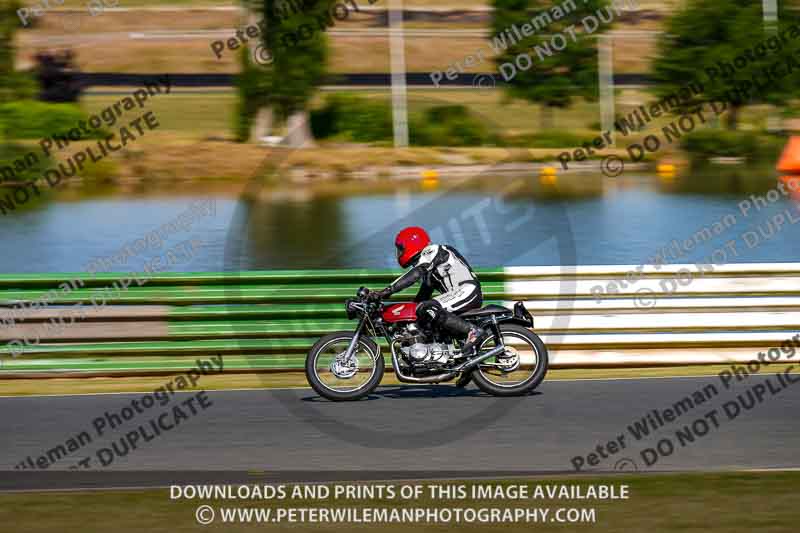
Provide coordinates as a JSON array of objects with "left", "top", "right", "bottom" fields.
[
  {"left": 2, "top": 89, "right": 788, "bottom": 185},
  {"left": 77, "top": 88, "right": 786, "bottom": 143},
  {"left": 1, "top": 472, "right": 797, "bottom": 532}
]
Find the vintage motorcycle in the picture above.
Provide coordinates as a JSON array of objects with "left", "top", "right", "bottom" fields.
[{"left": 305, "top": 287, "right": 548, "bottom": 401}]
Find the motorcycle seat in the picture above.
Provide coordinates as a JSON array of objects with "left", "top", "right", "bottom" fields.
[{"left": 459, "top": 304, "right": 509, "bottom": 318}]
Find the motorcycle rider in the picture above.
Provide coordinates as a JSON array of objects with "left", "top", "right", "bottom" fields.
[{"left": 371, "top": 226, "right": 489, "bottom": 358}]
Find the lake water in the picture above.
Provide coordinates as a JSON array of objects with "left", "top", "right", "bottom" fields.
[{"left": 1, "top": 172, "right": 798, "bottom": 274}]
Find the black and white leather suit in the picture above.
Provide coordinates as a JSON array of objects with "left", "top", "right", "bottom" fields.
[{"left": 380, "top": 244, "right": 483, "bottom": 336}]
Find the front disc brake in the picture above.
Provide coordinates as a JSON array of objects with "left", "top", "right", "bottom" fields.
[{"left": 330, "top": 352, "right": 358, "bottom": 379}]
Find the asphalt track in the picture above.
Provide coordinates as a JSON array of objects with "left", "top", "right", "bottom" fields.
[{"left": 1, "top": 374, "right": 799, "bottom": 489}]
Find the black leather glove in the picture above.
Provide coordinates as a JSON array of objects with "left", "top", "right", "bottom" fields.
[{"left": 369, "top": 288, "right": 391, "bottom": 301}]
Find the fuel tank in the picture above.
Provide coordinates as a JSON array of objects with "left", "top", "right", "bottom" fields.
[{"left": 381, "top": 302, "right": 417, "bottom": 323}]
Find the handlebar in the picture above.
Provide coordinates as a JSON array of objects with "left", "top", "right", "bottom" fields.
[
  {"left": 357, "top": 286, "right": 384, "bottom": 303},
  {"left": 346, "top": 288, "right": 383, "bottom": 320}
]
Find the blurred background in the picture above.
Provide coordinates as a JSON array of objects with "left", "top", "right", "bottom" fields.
[{"left": 2, "top": 0, "right": 800, "bottom": 272}]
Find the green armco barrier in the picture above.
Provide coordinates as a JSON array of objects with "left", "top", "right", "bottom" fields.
[
  {"left": 168, "top": 304, "right": 347, "bottom": 319},
  {"left": 168, "top": 319, "right": 355, "bottom": 337},
  {"left": 0, "top": 282, "right": 508, "bottom": 305},
  {"left": 0, "top": 268, "right": 511, "bottom": 289},
  {"left": 0, "top": 354, "right": 392, "bottom": 374},
  {"left": 0, "top": 338, "right": 318, "bottom": 356},
  {"left": 3, "top": 264, "right": 800, "bottom": 376},
  {"left": 0, "top": 268, "right": 514, "bottom": 376}
]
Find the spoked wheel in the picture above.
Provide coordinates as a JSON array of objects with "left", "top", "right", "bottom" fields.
[
  {"left": 305, "top": 332, "right": 384, "bottom": 401},
  {"left": 471, "top": 324, "right": 548, "bottom": 396}
]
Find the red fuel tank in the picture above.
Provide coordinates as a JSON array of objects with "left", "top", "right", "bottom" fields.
[{"left": 382, "top": 302, "right": 417, "bottom": 323}]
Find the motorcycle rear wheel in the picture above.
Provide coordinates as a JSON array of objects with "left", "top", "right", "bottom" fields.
[
  {"left": 471, "top": 324, "right": 548, "bottom": 397},
  {"left": 306, "top": 332, "right": 384, "bottom": 401}
]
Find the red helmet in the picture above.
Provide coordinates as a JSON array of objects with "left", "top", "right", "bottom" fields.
[{"left": 395, "top": 226, "right": 430, "bottom": 268}]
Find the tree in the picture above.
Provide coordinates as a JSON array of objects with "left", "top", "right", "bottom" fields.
[
  {"left": 652, "top": 0, "right": 800, "bottom": 130},
  {"left": 237, "top": 0, "right": 336, "bottom": 144},
  {"left": 0, "top": 0, "right": 35, "bottom": 105},
  {"left": 234, "top": 46, "right": 271, "bottom": 142},
  {"left": 0, "top": 0, "right": 19, "bottom": 103},
  {"left": 491, "top": 0, "right": 611, "bottom": 130},
  {"left": 261, "top": 0, "right": 333, "bottom": 119}
]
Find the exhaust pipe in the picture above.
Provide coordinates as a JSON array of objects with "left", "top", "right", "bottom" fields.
[
  {"left": 396, "top": 372, "right": 458, "bottom": 384},
  {"left": 455, "top": 345, "right": 505, "bottom": 372}
]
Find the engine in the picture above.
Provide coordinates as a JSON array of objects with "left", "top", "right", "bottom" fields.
[
  {"left": 405, "top": 342, "right": 453, "bottom": 364},
  {"left": 392, "top": 324, "right": 455, "bottom": 366}
]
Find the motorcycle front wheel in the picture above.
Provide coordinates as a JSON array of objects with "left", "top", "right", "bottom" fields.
[
  {"left": 305, "top": 332, "right": 384, "bottom": 401},
  {"left": 471, "top": 324, "right": 548, "bottom": 397}
]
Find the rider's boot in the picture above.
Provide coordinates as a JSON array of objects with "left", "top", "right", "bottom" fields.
[
  {"left": 462, "top": 325, "right": 490, "bottom": 357},
  {"left": 439, "top": 312, "right": 488, "bottom": 358}
]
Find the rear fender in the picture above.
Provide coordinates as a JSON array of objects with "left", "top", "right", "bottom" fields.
[
  {"left": 511, "top": 301, "right": 534, "bottom": 328},
  {"left": 469, "top": 302, "right": 533, "bottom": 329}
]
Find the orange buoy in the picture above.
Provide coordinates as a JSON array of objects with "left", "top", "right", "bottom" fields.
[
  {"left": 777, "top": 137, "right": 800, "bottom": 200},
  {"left": 776, "top": 136, "right": 800, "bottom": 173}
]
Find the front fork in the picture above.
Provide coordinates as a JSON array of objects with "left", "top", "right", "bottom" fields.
[{"left": 342, "top": 318, "right": 366, "bottom": 362}]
